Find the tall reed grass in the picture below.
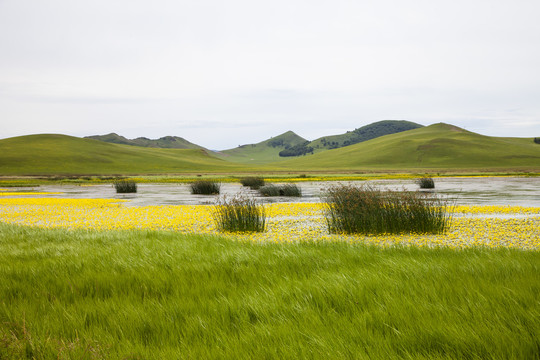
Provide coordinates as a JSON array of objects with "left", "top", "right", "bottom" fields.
[
  {"left": 240, "top": 177, "right": 265, "bottom": 189},
  {"left": 113, "top": 180, "right": 137, "bottom": 193},
  {"left": 213, "top": 195, "right": 266, "bottom": 232},
  {"left": 324, "top": 184, "right": 450, "bottom": 235},
  {"left": 190, "top": 180, "right": 221, "bottom": 195}
]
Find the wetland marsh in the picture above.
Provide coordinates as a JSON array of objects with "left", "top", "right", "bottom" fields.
[
  {"left": 1, "top": 176, "right": 539, "bottom": 359},
  {"left": 2, "top": 176, "right": 539, "bottom": 207}
]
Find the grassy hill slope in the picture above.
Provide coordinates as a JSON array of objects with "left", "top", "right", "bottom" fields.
[
  {"left": 218, "top": 121, "right": 424, "bottom": 164},
  {"left": 217, "top": 131, "right": 308, "bottom": 164},
  {"left": 309, "top": 120, "right": 423, "bottom": 151},
  {"left": 276, "top": 123, "right": 540, "bottom": 171},
  {"left": 2, "top": 125, "right": 539, "bottom": 175},
  {"left": 0, "top": 134, "right": 250, "bottom": 175},
  {"left": 85, "top": 133, "right": 204, "bottom": 150}
]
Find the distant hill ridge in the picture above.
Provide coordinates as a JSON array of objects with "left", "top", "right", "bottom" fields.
[
  {"left": 85, "top": 133, "right": 204, "bottom": 150},
  {"left": 238, "top": 130, "right": 307, "bottom": 149},
  {"left": 217, "top": 130, "right": 308, "bottom": 164},
  {"left": 86, "top": 121, "right": 423, "bottom": 158},
  {"left": 217, "top": 120, "right": 424, "bottom": 163},
  {"left": 2, "top": 123, "right": 539, "bottom": 175}
]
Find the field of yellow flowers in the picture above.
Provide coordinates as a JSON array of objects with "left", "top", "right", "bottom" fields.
[{"left": 1, "top": 195, "right": 538, "bottom": 250}]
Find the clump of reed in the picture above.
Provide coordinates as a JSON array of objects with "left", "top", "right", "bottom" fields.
[
  {"left": 213, "top": 195, "right": 266, "bottom": 232},
  {"left": 113, "top": 180, "right": 137, "bottom": 193},
  {"left": 281, "top": 184, "right": 302, "bottom": 197},
  {"left": 258, "top": 184, "right": 280, "bottom": 197},
  {"left": 239, "top": 177, "right": 265, "bottom": 189},
  {"left": 324, "top": 184, "right": 450, "bottom": 235},
  {"left": 259, "top": 184, "right": 302, "bottom": 197},
  {"left": 190, "top": 180, "right": 221, "bottom": 195},
  {"left": 416, "top": 176, "right": 435, "bottom": 189}
]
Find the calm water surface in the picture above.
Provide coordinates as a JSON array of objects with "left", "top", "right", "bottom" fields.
[{"left": 8, "top": 177, "right": 540, "bottom": 207}]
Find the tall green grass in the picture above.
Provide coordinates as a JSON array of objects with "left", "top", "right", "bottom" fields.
[
  {"left": 213, "top": 195, "right": 266, "bottom": 232},
  {"left": 324, "top": 184, "right": 451, "bottom": 235},
  {"left": 0, "top": 224, "right": 538, "bottom": 359}
]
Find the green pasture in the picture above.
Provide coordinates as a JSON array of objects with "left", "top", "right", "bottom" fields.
[
  {"left": 278, "top": 123, "right": 540, "bottom": 171},
  {"left": 308, "top": 119, "right": 423, "bottom": 153},
  {"left": 1, "top": 123, "right": 540, "bottom": 176},
  {"left": 0, "top": 134, "right": 253, "bottom": 175},
  {"left": 0, "top": 223, "right": 539, "bottom": 359}
]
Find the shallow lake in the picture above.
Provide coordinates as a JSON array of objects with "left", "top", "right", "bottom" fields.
[{"left": 6, "top": 177, "right": 540, "bottom": 207}]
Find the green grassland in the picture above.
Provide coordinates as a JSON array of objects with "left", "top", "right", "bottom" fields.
[
  {"left": 277, "top": 123, "right": 540, "bottom": 172},
  {"left": 0, "top": 134, "right": 252, "bottom": 175},
  {"left": 0, "top": 223, "right": 538, "bottom": 359},
  {"left": 217, "top": 130, "right": 307, "bottom": 164},
  {"left": 308, "top": 120, "right": 423, "bottom": 152},
  {"left": 1, "top": 123, "right": 539, "bottom": 176}
]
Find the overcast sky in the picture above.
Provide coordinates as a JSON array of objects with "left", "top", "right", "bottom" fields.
[{"left": 1, "top": 0, "right": 539, "bottom": 149}]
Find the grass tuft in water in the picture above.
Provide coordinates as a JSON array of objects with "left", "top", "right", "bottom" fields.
[
  {"left": 324, "top": 184, "right": 450, "bottom": 235},
  {"left": 259, "top": 184, "right": 302, "bottom": 197},
  {"left": 190, "top": 180, "right": 221, "bottom": 195},
  {"left": 213, "top": 194, "right": 266, "bottom": 232},
  {"left": 416, "top": 176, "right": 435, "bottom": 189},
  {"left": 240, "top": 177, "right": 265, "bottom": 190},
  {"left": 113, "top": 180, "right": 137, "bottom": 193},
  {"left": 258, "top": 184, "right": 280, "bottom": 196},
  {"left": 280, "top": 184, "right": 302, "bottom": 197}
]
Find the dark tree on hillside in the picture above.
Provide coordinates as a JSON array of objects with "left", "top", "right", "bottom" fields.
[
  {"left": 279, "top": 142, "right": 314, "bottom": 157},
  {"left": 534, "top": 137, "right": 540, "bottom": 144},
  {"left": 268, "top": 139, "right": 285, "bottom": 148}
]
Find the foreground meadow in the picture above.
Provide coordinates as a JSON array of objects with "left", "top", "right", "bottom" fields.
[{"left": 0, "top": 196, "right": 539, "bottom": 359}]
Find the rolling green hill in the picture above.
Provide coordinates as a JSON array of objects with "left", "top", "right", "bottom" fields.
[
  {"left": 85, "top": 133, "right": 204, "bottom": 150},
  {"left": 276, "top": 123, "right": 540, "bottom": 171},
  {"left": 0, "top": 134, "right": 250, "bottom": 175},
  {"left": 218, "top": 121, "right": 424, "bottom": 164},
  {"left": 1, "top": 124, "right": 539, "bottom": 175},
  {"left": 217, "top": 131, "right": 308, "bottom": 164},
  {"left": 309, "top": 120, "right": 423, "bottom": 151}
]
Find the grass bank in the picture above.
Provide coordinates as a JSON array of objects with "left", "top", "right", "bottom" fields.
[{"left": 0, "top": 224, "right": 538, "bottom": 359}]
